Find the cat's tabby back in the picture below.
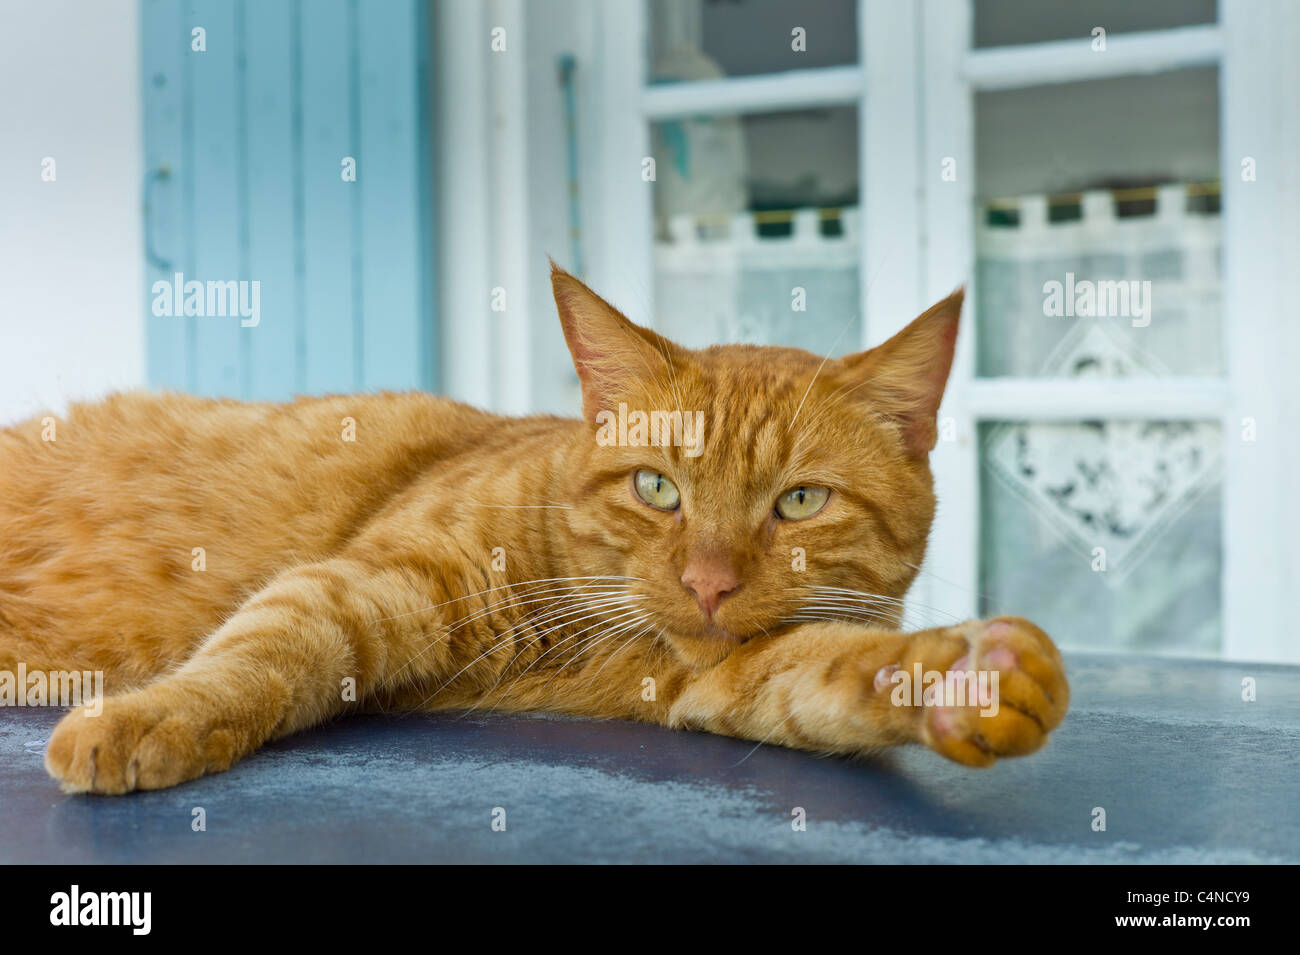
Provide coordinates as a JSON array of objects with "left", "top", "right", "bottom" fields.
[{"left": 0, "top": 265, "right": 1067, "bottom": 793}]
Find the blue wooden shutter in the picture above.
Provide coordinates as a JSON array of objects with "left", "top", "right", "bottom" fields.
[{"left": 141, "top": 0, "right": 435, "bottom": 399}]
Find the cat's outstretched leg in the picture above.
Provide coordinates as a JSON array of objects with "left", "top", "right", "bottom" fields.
[
  {"left": 43, "top": 557, "right": 445, "bottom": 794},
  {"left": 666, "top": 617, "right": 1069, "bottom": 766}
]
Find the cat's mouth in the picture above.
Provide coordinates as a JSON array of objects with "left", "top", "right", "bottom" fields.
[
  {"left": 662, "top": 621, "right": 754, "bottom": 669},
  {"left": 697, "top": 621, "right": 747, "bottom": 643}
]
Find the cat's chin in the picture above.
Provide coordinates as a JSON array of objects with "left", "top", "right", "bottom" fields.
[
  {"left": 699, "top": 622, "right": 746, "bottom": 642},
  {"left": 663, "top": 624, "right": 750, "bottom": 669}
]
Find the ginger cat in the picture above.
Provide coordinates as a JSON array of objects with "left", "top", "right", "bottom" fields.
[{"left": 0, "top": 265, "right": 1067, "bottom": 794}]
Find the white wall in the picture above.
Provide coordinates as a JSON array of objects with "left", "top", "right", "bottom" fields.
[
  {"left": 523, "top": 0, "right": 590, "bottom": 417},
  {"left": 0, "top": 0, "right": 144, "bottom": 426},
  {"left": 434, "top": 0, "right": 603, "bottom": 418}
]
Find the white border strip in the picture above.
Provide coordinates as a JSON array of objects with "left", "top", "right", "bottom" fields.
[
  {"left": 642, "top": 64, "right": 861, "bottom": 120},
  {"left": 965, "top": 378, "right": 1230, "bottom": 421},
  {"left": 963, "top": 24, "right": 1222, "bottom": 92}
]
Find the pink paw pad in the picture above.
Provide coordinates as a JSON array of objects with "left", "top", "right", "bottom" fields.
[
  {"left": 982, "top": 645, "right": 1018, "bottom": 670},
  {"left": 873, "top": 664, "right": 900, "bottom": 693},
  {"left": 929, "top": 706, "right": 958, "bottom": 737},
  {"left": 981, "top": 621, "right": 1020, "bottom": 670}
]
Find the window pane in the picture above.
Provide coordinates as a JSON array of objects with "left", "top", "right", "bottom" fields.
[
  {"left": 651, "top": 107, "right": 859, "bottom": 354},
  {"left": 974, "top": 0, "right": 1215, "bottom": 49},
  {"left": 979, "top": 420, "right": 1222, "bottom": 655},
  {"left": 647, "top": 0, "right": 856, "bottom": 82},
  {"left": 975, "top": 69, "right": 1221, "bottom": 377}
]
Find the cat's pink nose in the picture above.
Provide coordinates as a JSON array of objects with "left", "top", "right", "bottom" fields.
[{"left": 681, "top": 560, "right": 741, "bottom": 619}]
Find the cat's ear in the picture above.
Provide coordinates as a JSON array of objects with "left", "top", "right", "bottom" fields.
[
  {"left": 550, "top": 260, "right": 680, "bottom": 421},
  {"left": 839, "top": 288, "right": 963, "bottom": 457}
]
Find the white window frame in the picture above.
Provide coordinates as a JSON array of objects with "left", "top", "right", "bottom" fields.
[
  {"left": 921, "top": 0, "right": 1299, "bottom": 665},
  {"left": 471, "top": 0, "right": 1298, "bottom": 663}
]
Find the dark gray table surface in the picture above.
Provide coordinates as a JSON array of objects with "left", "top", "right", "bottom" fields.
[{"left": 2, "top": 653, "right": 1296, "bottom": 864}]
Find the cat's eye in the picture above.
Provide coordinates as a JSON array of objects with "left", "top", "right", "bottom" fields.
[
  {"left": 775, "top": 485, "right": 830, "bottom": 520},
  {"left": 634, "top": 469, "right": 680, "bottom": 511}
]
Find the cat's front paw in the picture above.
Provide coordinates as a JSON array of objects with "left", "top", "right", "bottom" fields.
[
  {"left": 893, "top": 617, "right": 1069, "bottom": 767},
  {"left": 44, "top": 691, "right": 234, "bottom": 794}
]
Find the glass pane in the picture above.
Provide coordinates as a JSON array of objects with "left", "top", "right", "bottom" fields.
[
  {"left": 651, "top": 107, "right": 859, "bottom": 353},
  {"left": 979, "top": 420, "right": 1223, "bottom": 655},
  {"left": 975, "top": 0, "right": 1215, "bottom": 48},
  {"left": 975, "top": 69, "right": 1221, "bottom": 377},
  {"left": 647, "top": 0, "right": 856, "bottom": 82}
]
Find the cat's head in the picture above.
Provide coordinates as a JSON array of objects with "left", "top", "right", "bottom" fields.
[{"left": 551, "top": 263, "right": 961, "bottom": 669}]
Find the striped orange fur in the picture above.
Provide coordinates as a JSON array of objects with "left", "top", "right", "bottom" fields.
[{"left": 0, "top": 265, "right": 1067, "bottom": 793}]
